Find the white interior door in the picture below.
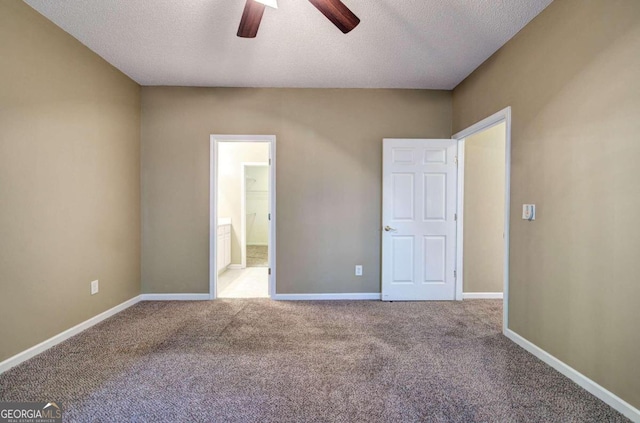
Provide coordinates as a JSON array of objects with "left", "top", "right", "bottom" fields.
[{"left": 382, "top": 139, "right": 458, "bottom": 301}]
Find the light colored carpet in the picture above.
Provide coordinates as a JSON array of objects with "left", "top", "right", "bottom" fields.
[
  {"left": 0, "top": 300, "right": 629, "bottom": 422},
  {"left": 247, "top": 245, "right": 268, "bottom": 267},
  {"left": 218, "top": 268, "right": 268, "bottom": 298}
]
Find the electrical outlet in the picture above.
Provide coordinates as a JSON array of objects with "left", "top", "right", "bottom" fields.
[
  {"left": 91, "top": 280, "right": 99, "bottom": 295},
  {"left": 355, "top": 265, "right": 363, "bottom": 276}
]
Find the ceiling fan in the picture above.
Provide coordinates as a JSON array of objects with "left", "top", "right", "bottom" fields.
[{"left": 237, "top": 0, "right": 360, "bottom": 38}]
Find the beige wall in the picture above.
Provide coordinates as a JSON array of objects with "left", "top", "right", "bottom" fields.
[
  {"left": 463, "top": 123, "right": 505, "bottom": 293},
  {"left": 0, "top": 2, "right": 141, "bottom": 361},
  {"left": 217, "top": 142, "right": 269, "bottom": 263},
  {"left": 453, "top": 0, "right": 640, "bottom": 408},
  {"left": 141, "top": 88, "right": 451, "bottom": 294}
]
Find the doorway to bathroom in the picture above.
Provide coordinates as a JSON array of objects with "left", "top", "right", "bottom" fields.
[
  {"left": 210, "top": 135, "right": 276, "bottom": 299},
  {"left": 242, "top": 163, "right": 269, "bottom": 270}
]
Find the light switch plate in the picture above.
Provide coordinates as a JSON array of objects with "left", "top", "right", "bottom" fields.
[
  {"left": 522, "top": 204, "right": 536, "bottom": 221},
  {"left": 91, "top": 280, "right": 99, "bottom": 295},
  {"left": 355, "top": 265, "right": 363, "bottom": 276}
]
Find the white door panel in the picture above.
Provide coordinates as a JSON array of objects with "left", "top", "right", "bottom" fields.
[
  {"left": 392, "top": 236, "right": 414, "bottom": 283},
  {"left": 392, "top": 174, "right": 414, "bottom": 220},
  {"left": 382, "top": 139, "right": 457, "bottom": 301}
]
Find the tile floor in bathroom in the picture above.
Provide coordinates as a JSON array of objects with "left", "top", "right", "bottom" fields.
[{"left": 218, "top": 267, "right": 269, "bottom": 298}]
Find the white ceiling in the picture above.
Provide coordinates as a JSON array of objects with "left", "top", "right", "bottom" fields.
[{"left": 24, "top": 0, "right": 552, "bottom": 89}]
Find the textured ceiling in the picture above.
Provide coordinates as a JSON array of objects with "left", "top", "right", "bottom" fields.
[{"left": 24, "top": 0, "right": 553, "bottom": 89}]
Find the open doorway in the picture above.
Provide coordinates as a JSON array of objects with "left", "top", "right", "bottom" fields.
[
  {"left": 210, "top": 135, "right": 276, "bottom": 299},
  {"left": 453, "top": 107, "right": 511, "bottom": 332},
  {"left": 242, "top": 163, "right": 270, "bottom": 270}
]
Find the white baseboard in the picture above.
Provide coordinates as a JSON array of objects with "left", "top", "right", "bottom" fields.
[
  {"left": 272, "top": 293, "right": 381, "bottom": 301},
  {"left": 0, "top": 295, "right": 141, "bottom": 374},
  {"left": 247, "top": 243, "right": 268, "bottom": 246},
  {"left": 227, "top": 264, "right": 243, "bottom": 270},
  {"left": 505, "top": 329, "right": 640, "bottom": 422},
  {"left": 139, "top": 293, "right": 211, "bottom": 301},
  {"left": 463, "top": 292, "right": 503, "bottom": 299}
]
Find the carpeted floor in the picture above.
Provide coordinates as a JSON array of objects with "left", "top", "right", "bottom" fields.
[
  {"left": 247, "top": 245, "right": 268, "bottom": 267},
  {"left": 0, "top": 300, "right": 629, "bottom": 422}
]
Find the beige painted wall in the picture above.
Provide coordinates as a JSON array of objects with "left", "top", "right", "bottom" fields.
[
  {"left": 463, "top": 123, "right": 505, "bottom": 293},
  {"left": 0, "top": 2, "right": 141, "bottom": 361},
  {"left": 217, "top": 142, "right": 269, "bottom": 263},
  {"left": 141, "top": 88, "right": 451, "bottom": 294},
  {"left": 453, "top": 0, "right": 640, "bottom": 408}
]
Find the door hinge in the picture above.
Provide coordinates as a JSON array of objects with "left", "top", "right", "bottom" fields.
[
  {"left": 268, "top": 213, "right": 271, "bottom": 221},
  {"left": 454, "top": 213, "right": 457, "bottom": 221},
  {"left": 269, "top": 158, "right": 272, "bottom": 165},
  {"left": 268, "top": 268, "right": 271, "bottom": 275},
  {"left": 454, "top": 270, "right": 457, "bottom": 278},
  {"left": 454, "top": 156, "right": 458, "bottom": 165}
]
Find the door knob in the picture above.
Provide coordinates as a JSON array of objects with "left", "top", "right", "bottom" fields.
[{"left": 384, "top": 226, "right": 397, "bottom": 232}]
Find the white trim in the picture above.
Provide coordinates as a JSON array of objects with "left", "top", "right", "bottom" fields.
[
  {"left": 227, "top": 264, "right": 244, "bottom": 270},
  {"left": 210, "top": 137, "right": 217, "bottom": 299},
  {"left": 272, "top": 293, "right": 381, "bottom": 301},
  {"left": 241, "top": 162, "right": 245, "bottom": 269},
  {"left": 269, "top": 141, "right": 277, "bottom": 299},
  {"left": 503, "top": 110, "right": 512, "bottom": 333},
  {"left": 452, "top": 107, "right": 512, "bottom": 333},
  {"left": 452, "top": 108, "right": 512, "bottom": 140},
  {"left": 0, "top": 295, "right": 141, "bottom": 374},
  {"left": 241, "top": 162, "right": 269, "bottom": 269},
  {"left": 505, "top": 329, "right": 640, "bottom": 423},
  {"left": 455, "top": 141, "right": 465, "bottom": 301},
  {"left": 139, "top": 293, "right": 211, "bottom": 301},
  {"left": 210, "top": 135, "right": 277, "bottom": 300},
  {"left": 462, "top": 292, "right": 503, "bottom": 299}
]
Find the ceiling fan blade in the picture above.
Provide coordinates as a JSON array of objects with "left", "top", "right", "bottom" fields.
[
  {"left": 237, "top": 0, "right": 266, "bottom": 38},
  {"left": 308, "top": 0, "right": 360, "bottom": 34}
]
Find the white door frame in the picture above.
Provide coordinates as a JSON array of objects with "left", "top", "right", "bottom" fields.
[
  {"left": 452, "top": 107, "right": 512, "bottom": 333},
  {"left": 209, "top": 135, "right": 276, "bottom": 299},
  {"left": 240, "top": 162, "right": 269, "bottom": 269}
]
